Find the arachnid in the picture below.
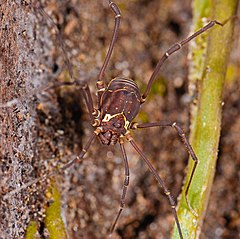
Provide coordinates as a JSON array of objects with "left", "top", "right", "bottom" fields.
[{"left": 2, "top": 1, "right": 222, "bottom": 238}]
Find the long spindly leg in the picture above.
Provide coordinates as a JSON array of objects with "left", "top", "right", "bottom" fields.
[
  {"left": 125, "top": 133, "right": 184, "bottom": 239},
  {"left": 141, "top": 20, "right": 222, "bottom": 102},
  {"left": 79, "top": 84, "right": 95, "bottom": 123},
  {"left": 35, "top": 3, "right": 73, "bottom": 79},
  {"left": 131, "top": 121, "right": 199, "bottom": 216},
  {"left": 2, "top": 133, "right": 96, "bottom": 200},
  {"left": 37, "top": 4, "right": 93, "bottom": 112},
  {"left": 36, "top": 4, "right": 97, "bottom": 120},
  {"left": 36, "top": 5, "right": 97, "bottom": 123},
  {"left": 43, "top": 81, "right": 96, "bottom": 122},
  {"left": 96, "top": 1, "right": 121, "bottom": 94},
  {"left": 1, "top": 5, "right": 95, "bottom": 113},
  {"left": 110, "top": 138, "right": 130, "bottom": 235}
]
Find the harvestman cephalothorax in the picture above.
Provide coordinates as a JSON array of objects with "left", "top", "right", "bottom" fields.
[{"left": 2, "top": 1, "right": 223, "bottom": 238}]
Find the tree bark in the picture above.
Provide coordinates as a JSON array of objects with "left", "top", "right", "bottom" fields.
[{"left": 0, "top": 2, "right": 70, "bottom": 238}]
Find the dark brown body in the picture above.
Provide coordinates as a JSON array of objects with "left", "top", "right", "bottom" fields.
[{"left": 97, "top": 77, "right": 141, "bottom": 145}]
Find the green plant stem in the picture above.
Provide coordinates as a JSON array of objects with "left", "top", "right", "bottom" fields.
[
  {"left": 44, "top": 181, "right": 68, "bottom": 239},
  {"left": 171, "top": 0, "right": 238, "bottom": 238}
]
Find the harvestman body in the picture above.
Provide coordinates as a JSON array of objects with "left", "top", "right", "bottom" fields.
[{"left": 3, "top": 1, "right": 222, "bottom": 238}]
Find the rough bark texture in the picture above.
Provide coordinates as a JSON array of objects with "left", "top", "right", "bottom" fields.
[
  {"left": 0, "top": 1, "right": 50, "bottom": 238},
  {"left": 1, "top": 1, "right": 83, "bottom": 238},
  {"left": 0, "top": 1, "right": 239, "bottom": 239}
]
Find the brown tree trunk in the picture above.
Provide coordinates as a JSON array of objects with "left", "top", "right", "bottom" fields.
[{"left": 0, "top": 2, "right": 72, "bottom": 238}]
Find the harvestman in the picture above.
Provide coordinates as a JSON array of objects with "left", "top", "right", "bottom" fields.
[{"left": 3, "top": 1, "right": 222, "bottom": 238}]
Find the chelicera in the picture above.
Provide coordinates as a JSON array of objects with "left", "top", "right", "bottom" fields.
[{"left": 4, "top": 1, "right": 222, "bottom": 238}]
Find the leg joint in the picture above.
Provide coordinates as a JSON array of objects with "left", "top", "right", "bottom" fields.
[{"left": 165, "top": 191, "right": 170, "bottom": 195}]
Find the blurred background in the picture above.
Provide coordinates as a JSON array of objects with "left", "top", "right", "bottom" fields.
[{"left": 1, "top": 0, "right": 239, "bottom": 238}]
